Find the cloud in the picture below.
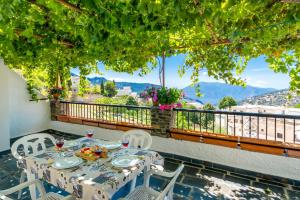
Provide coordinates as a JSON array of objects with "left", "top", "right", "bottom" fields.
[{"left": 250, "top": 68, "right": 269, "bottom": 72}]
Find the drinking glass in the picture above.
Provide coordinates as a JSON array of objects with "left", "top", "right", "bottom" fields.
[
  {"left": 122, "top": 137, "right": 129, "bottom": 148},
  {"left": 85, "top": 130, "right": 95, "bottom": 146},
  {"left": 86, "top": 130, "right": 94, "bottom": 138},
  {"left": 55, "top": 137, "right": 64, "bottom": 157}
]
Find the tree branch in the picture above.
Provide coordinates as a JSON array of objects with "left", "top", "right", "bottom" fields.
[
  {"left": 55, "top": 0, "right": 82, "bottom": 12},
  {"left": 15, "top": 29, "right": 75, "bottom": 48}
]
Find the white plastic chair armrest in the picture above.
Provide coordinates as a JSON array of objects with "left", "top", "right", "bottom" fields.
[{"left": 0, "top": 180, "right": 46, "bottom": 199}]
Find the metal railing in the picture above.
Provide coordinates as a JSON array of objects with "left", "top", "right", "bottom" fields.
[
  {"left": 173, "top": 108, "right": 300, "bottom": 144},
  {"left": 60, "top": 101, "right": 151, "bottom": 127},
  {"left": 58, "top": 101, "right": 300, "bottom": 144}
]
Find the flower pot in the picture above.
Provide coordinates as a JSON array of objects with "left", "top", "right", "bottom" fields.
[
  {"left": 153, "top": 101, "right": 159, "bottom": 106},
  {"left": 52, "top": 93, "right": 61, "bottom": 100}
]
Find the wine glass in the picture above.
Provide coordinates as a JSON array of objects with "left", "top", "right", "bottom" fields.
[
  {"left": 85, "top": 130, "right": 95, "bottom": 146},
  {"left": 93, "top": 149, "right": 102, "bottom": 169},
  {"left": 86, "top": 130, "right": 94, "bottom": 138},
  {"left": 122, "top": 137, "right": 129, "bottom": 148},
  {"left": 55, "top": 137, "right": 64, "bottom": 157}
]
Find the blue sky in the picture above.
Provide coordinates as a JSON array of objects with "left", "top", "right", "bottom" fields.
[{"left": 72, "top": 55, "right": 290, "bottom": 89}]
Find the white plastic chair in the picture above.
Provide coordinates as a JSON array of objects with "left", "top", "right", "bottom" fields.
[
  {"left": 11, "top": 133, "right": 56, "bottom": 199},
  {"left": 0, "top": 179, "right": 74, "bottom": 200},
  {"left": 123, "top": 129, "right": 152, "bottom": 150},
  {"left": 123, "top": 164, "right": 184, "bottom": 200}
]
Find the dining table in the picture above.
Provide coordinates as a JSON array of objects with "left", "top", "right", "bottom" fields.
[{"left": 19, "top": 137, "right": 164, "bottom": 200}]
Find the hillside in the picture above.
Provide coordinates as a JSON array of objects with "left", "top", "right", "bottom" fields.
[
  {"left": 183, "top": 82, "right": 276, "bottom": 105},
  {"left": 239, "top": 89, "right": 300, "bottom": 107},
  {"left": 87, "top": 76, "right": 159, "bottom": 94}
]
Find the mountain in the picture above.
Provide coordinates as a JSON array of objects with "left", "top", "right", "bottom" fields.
[
  {"left": 87, "top": 76, "right": 159, "bottom": 94},
  {"left": 239, "top": 89, "right": 300, "bottom": 107},
  {"left": 88, "top": 77, "right": 107, "bottom": 85},
  {"left": 183, "top": 82, "right": 277, "bottom": 105}
]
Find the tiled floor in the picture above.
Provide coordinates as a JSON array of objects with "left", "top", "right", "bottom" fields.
[{"left": 1, "top": 130, "right": 300, "bottom": 200}]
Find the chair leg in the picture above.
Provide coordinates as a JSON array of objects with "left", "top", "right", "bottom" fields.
[
  {"left": 17, "top": 171, "right": 26, "bottom": 199},
  {"left": 27, "top": 172, "right": 37, "bottom": 200},
  {"left": 130, "top": 177, "right": 137, "bottom": 192}
]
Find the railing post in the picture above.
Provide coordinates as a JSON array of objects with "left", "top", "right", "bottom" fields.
[
  {"left": 150, "top": 106, "right": 175, "bottom": 137},
  {"left": 50, "top": 99, "right": 61, "bottom": 120}
]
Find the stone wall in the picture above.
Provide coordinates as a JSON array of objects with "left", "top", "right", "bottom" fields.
[{"left": 150, "top": 106, "right": 175, "bottom": 137}]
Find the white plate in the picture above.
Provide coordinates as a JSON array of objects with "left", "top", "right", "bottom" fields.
[
  {"left": 64, "top": 140, "right": 79, "bottom": 148},
  {"left": 52, "top": 157, "right": 83, "bottom": 170},
  {"left": 99, "top": 141, "right": 122, "bottom": 150},
  {"left": 111, "top": 155, "right": 140, "bottom": 168}
]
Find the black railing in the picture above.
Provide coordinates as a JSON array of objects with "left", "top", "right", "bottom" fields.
[
  {"left": 173, "top": 108, "right": 300, "bottom": 144},
  {"left": 58, "top": 101, "right": 300, "bottom": 144},
  {"left": 60, "top": 101, "right": 151, "bottom": 127}
]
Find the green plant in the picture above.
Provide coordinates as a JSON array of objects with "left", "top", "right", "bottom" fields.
[
  {"left": 92, "top": 85, "right": 100, "bottom": 94},
  {"left": 126, "top": 96, "right": 138, "bottom": 106},
  {"left": 218, "top": 96, "right": 237, "bottom": 109},
  {"left": 100, "top": 80, "right": 105, "bottom": 95},
  {"left": 201, "top": 103, "right": 216, "bottom": 130},
  {"left": 0, "top": 1, "right": 299, "bottom": 98},
  {"left": 294, "top": 104, "right": 300, "bottom": 108},
  {"left": 27, "top": 81, "right": 39, "bottom": 101},
  {"left": 49, "top": 87, "right": 63, "bottom": 95},
  {"left": 94, "top": 96, "right": 128, "bottom": 105},
  {"left": 157, "top": 87, "right": 183, "bottom": 105},
  {"left": 104, "top": 81, "right": 117, "bottom": 97}
]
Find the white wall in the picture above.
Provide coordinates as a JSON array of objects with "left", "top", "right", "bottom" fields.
[
  {"left": 0, "top": 63, "right": 11, "bottom": 151},
  {"left": 0, "top": 61, "right": 51, "bottom": 150},
  {"left": 50, "top": 121, "right": 300, "bottom": 180}
]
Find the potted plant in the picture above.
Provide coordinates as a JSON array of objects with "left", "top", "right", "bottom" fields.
[
  {"left": 140, "top": 87, "right": 160, "bottom": 106},
  {"left": 157, "top": 87, "right": 183, "bottom": 110},
  {"left": 49, "top": 87, "right": 63, "bottom": 100},
  {"left": 141, "top": 87, "right": 183, "bottom": 110}
]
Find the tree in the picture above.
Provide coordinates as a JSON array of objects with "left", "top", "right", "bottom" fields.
[
  {"left": 78, "top": 77, "right": 91, "bottom": 97},
  {"left": 218, "top": 96, "right": 237, "bottom": 109},
  {"left": 0, "top": 1, "right": 299, "bottom": 100},
  {"left": 92, "top": 85, "right": 100, "bottom": 94},
  {"left": 126, "top": 96, "right": 138, "bottom": 106},
  {"left": 100, "top": 80, "right": 105, "bottom": 95},
  {"left": 104, "top": 81, "right": 117, "bottom": 97},
  {"left": 201, "top": 103, "right": 216, "bottom": 130}
]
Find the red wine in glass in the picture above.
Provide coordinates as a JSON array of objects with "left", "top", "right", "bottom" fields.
[
  {"left": 86, "top": 130, "right": 94, "bottom": 138},
  {"left": 55, "top": 138, "right": 64, "bottom": 150},
  {"left": 122, "top": 138, "right": 129, "bottom": 148},
  {"left": 94, "top": 149, "right": 102, "bottom": 157}
]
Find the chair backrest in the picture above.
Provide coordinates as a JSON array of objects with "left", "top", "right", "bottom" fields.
[
  {"left": 157, "top": 164, "right": 184, "bottom": 200},
  {"left": 11, "top": 133, "right": 56, "bottom": 160},
  {"left": 123, "top": 129, "right": 152, "bottom": 150}
]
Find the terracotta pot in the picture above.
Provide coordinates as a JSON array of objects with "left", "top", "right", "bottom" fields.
[
  {"left": 153, "top": 101, "right": 159, "bottom": 106},
  {"left": 52, "top": 93, "right": 61, "bottom": 99}
]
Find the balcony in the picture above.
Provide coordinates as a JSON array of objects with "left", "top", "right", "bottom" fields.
[{"left": 1, "top": 78, "right": 300, "bottom": 199}]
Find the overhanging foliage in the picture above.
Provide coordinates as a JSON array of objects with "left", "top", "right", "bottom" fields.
[{"left": 0, "top": 0, "right": 299, "bottom": 98}]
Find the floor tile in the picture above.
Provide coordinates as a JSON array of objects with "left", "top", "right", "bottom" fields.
[{"left": 0, "top": 130, "right": 294, "bottom": 200}]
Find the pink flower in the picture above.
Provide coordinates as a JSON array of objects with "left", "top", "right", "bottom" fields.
[
  {"left": 153, "top": 93, "right": 158, "bottom": 102},
  {"left": 176, "top": 103, "right": 182, "bottom": 108}
]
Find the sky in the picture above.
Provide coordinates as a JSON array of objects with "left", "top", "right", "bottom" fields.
[{"left": 71, "top": 55, "right": 290, "bottom": 90}]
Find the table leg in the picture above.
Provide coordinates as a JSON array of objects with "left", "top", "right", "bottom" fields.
[{"left": 27, "top": 172, "right": 37, "bottom": 200}]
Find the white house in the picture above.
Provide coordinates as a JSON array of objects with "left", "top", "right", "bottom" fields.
[{"left": 117, "top": 86, "right": 132, "bottom": 96}]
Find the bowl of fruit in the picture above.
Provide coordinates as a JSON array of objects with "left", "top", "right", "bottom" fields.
[{"left": 76, "top": 146, "right": 108, "bottom": 161}]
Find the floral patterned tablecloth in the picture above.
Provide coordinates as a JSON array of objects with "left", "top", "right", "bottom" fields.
[{"left": 21, "top": 139, "right": 164, "bottom": 200}]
